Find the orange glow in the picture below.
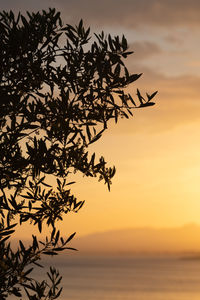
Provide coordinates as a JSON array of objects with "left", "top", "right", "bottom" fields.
[{"left": 9, "top": 1, "right": 200, "bottom": 253}]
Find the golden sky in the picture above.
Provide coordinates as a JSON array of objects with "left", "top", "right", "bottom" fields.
[{"left": 4, "top": 1, "right": 200, "bottom": 244}]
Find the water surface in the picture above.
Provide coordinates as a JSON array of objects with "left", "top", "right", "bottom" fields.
[{"left": 36, "top": 254, "right": 200, "bottom": 300}]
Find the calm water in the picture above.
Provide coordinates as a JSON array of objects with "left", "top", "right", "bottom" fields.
[
  {"left": 9, "top": 255, "right": 200, "bottom": 299},
  {"left": 35, "top": 254, "right": 200, "bottom": 300}
]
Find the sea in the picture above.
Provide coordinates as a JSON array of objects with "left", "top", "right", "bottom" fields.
[
  {"left": 32, "top": 254, "right": 200, "bottom": 300},
  {"left": 8, "top": 254, "right": 200, "bottom": 300}
]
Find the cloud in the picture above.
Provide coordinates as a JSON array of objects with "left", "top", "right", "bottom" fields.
[
  {"left": 1, "top": 0, "right": 53, "bottom": 13},
  {"left": 129, "top": 41, "right": 162, "bottom": 60},
  {"left": 56, "top": 0, "right": 200, "bottom": 29},
  {"left": 105, "top": 67, "right": 200, "bottom": 134},
  {"left": 164, "top": 34, "right": 184, "bottom": 45},
  {"left": 2, "top": 0, "right": 200, "bottom": 29},
  {"left": 1, "top": 0, "right": 199, "bottom": 135}
]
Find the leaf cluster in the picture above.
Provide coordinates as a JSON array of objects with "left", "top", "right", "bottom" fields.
[{"left": 0, "top": 8, "right": 157, "bottom": 299}]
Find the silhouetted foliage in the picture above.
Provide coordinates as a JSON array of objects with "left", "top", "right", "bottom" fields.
[{"left": 0, "top": 8, "right": 157, "bottom": 299}]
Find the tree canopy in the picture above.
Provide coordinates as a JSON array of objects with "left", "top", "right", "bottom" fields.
[{"left": 0, "top": 8, "right": 157, "bottom": 299}]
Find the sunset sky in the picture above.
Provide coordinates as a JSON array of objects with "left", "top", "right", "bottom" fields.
[{"left": 3, "top": 0, "right": 200, "bottom": 244}]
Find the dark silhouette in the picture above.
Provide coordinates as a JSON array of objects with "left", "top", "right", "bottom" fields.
[{"left": 0, "top": 8, "right": 157, "bottom": 299}]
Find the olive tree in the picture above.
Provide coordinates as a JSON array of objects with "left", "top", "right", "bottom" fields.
[{"left": 0, "top": 8, "right": 157, "bottom": 299}]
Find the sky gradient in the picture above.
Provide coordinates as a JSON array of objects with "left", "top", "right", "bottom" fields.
[{"left": 4, "top": 1, "right": 200, "bottom": 249}]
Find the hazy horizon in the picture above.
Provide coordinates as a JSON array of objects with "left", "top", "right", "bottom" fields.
[
  {"left": 72, "top": 223, "right": 200, "bottom": 254},
  {"left": 13, "top": 223, "right": 200, "bottom": 255}
]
